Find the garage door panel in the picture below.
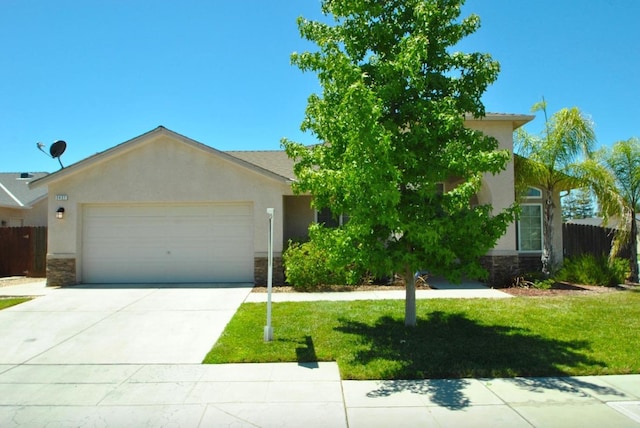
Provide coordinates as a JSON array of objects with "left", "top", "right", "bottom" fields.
[{"left": 82, "top": 203, "right": 253, "bottom": 283}]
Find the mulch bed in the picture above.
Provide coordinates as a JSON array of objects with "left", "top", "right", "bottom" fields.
[
  {"left": 253, "top": 281, "right": 639, "bottom": 297},
  {"left": 500, "top": 282, "right": 620, "bottom": 297}
]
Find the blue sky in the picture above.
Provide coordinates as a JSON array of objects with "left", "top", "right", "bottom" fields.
[{"left": 1, "top": 0, "right": 638, "bottom": 173}]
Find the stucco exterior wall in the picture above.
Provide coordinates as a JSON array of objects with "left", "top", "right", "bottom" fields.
[
  {"left": 283, "top": 195, "right": 314, "bottom": 244},
  {"left": 0, "top": 198, "right": 48, "bottom": 227},
  {"left": 46, "top": 134, "right": 290, "bottom": 282},
  {"left": 464, "top": 119, "right": 518, "bottom": 255}
]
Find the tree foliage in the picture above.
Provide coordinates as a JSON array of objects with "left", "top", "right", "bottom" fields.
[
  {"left": 514, "top": 99, "right": 596, "bottom": 277},
  {"left": 283, "top": 0, "right": 516, "bottom": 326},
  {"left": 581, "top": 138, "right": 640, "bottom": 282},
  {"left": 562, "top": 188, "right": 594, "bottom": 221}
]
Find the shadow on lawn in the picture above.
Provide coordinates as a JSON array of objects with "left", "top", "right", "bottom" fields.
[{"left": 335, "top": 311, "right": 607, "bottom": 408}]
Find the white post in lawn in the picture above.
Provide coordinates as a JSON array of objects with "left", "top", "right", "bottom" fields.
[{"left": 264, "top": 208, "right": 275, "bottom": 342}]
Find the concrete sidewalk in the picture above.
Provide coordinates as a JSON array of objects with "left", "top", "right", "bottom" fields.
[{"left": 1, "top": 362, "right": 639, "bottom": 427}]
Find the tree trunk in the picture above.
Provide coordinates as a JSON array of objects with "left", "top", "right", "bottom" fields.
[
  {"left": 404, "top": 266, "right": 417, "bottom": 327},
  {"left": 629, "top": 210, "right": 639, "bottom": 283},
  {"left": 542, "top": 187, "right": 555, "bottom": 278}
]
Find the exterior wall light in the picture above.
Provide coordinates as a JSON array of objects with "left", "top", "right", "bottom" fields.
[{"left": 56, "top": 207, "right": 65, "bottom": 219}]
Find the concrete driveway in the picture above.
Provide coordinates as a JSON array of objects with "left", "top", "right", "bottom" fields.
[{"left": 0, "top": 283, "right": 254, "bottom": 364}]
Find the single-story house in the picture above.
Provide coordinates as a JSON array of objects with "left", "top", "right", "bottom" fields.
[
  {"left": 30, "top": 114, "right": 561, "bottom": 287},
  {"left": 0, "top": 172, "right": 48, "bottom": 227}
]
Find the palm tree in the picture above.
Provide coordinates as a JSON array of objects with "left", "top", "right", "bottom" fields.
[
  {"left": 514, "top": 98, "right": 596, "bottom": 277},
  {"left": 582, "top": 138, "right": 640, "bottom": 283}
]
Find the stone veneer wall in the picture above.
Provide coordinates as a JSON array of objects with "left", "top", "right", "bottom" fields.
[
  {"left": 480, "top": 255, "right": 519, "bottom": 288},
  {"left": 518, "top": 255, "right": 543, "bottom": 275},
  {"left": 46, "top": 257, "right": 76, "bottom": 287},
  {"left": 254, "top": 257, "right": 285, "bottom": 286},
  {"left": 480, "top": 254, "right": 544, "bottom": 287}
]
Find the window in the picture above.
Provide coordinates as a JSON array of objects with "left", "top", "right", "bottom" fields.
[
  {"left": 316, "top": 207, "right": 348, "bottom": 227},
  {"left": 523, "top": 186, "right": 542, "bottom": 199},
  {"left": 518, "top": 204, "right": 543, "bottom": 251}
]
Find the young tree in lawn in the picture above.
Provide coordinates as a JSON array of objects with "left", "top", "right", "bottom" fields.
[
  {"left": 283, "top": 0, "right": 516, "bottom": 326},
  {"left": 582, "top": 138, "right": 640, "bottom": 283},
  {"left": 514, "top": 99, "right": 596, "bottom": 277}
]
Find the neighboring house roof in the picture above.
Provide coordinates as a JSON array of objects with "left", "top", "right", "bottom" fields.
[
  {"left": 30, "top": 126, "right": 293, "bottom": 189},
  {"left": 0, "top": 172, "right": 48, "bottom": 209},
  {"left": 566, "top": 217, "right": 607, "bottom": 227},
  {"left": 567, "top": 216, "right": 640, "bottom": 231}
]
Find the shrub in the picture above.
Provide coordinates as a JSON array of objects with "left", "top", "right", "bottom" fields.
[
  {"left": 510, "top": 272, "right": 554, "bottom": 289},
  {"left": 556, "top": 254, "right": 627, "bottom": 287},
  {"left": 283, "top": 225, "right": 364, "bottom": 290}
]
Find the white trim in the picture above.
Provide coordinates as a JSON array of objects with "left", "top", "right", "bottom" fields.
[
  {"left": 523, "top": 186, "right": 542, "bottom": 199},
  {"left": 518, "top": 203, "right": 543, "bottom": 252}
]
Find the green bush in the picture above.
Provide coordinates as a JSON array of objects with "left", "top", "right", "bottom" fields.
[
  {"left": 556, "top": 254, "right": 627, "bottom": 287},
  {"left": 511, "top": 272, "right": 554, "bottom": 289},
  {"left": 283, "top": 225, "right": 364, "bottom": 290}
]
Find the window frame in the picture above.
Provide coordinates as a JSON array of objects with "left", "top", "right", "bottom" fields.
[
  {"left": 523, "top": 186, "right": 543, "bottom": 199},
  {"left": 315, "top": 207, "right": 348, "bottom": 227},
  {"left": 518, "top": 203, "right": 544, "bottom": 252}
]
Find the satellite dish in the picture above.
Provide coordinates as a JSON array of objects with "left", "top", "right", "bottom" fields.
[
  {"left": 36, "top": 139, "right": 67, "bottom": 169},
  {"left": 50, "top": 140, "right": 67, "bottom": 158}
]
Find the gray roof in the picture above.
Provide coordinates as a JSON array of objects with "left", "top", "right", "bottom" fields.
[
  {"left": 0, "top": 172, "right": 49, "bottom": 208},
  {"left": 225, "top": 151, "right": 296, "bottom": 181},
  {"left": 566, "top": 217, "right": 606, "bottom": 227}
]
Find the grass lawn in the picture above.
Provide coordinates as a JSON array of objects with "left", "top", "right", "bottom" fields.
[
  {"left": 0, "top": 297, "right": 31, "bottom": 310},
  {"left": 204, "top": 291, "right": 640, "bottom": 380}
]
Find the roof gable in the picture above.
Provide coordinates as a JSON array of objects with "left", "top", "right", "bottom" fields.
[{"left": 30, "top": 126, "right": 291, "bottom": 189}]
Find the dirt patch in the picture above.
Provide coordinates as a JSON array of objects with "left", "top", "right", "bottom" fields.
[
  {"left": 500, "top": 282, "right": 626, "bottom": 297},
  {"left": 0, "top": 276, "right": 45, "bottom": 288}
]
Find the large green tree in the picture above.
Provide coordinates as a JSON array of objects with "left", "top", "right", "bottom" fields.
[
  {"left": 283, "top": 0, "right": 516, "bottom": 326},
  {"left": 514, "top": 99, "right": 596, "bottom": 277},
  {"left": 582, "top": 138, "right": 640, "bottom": 283},
  {"left": 562, "top": 188, "right": 594, "bottom": 221}
]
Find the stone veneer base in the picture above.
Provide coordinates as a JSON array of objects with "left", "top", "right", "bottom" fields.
[
  {"left": 480, "top": 254, "right": 544, "bottom": 287},
  {"left": 46, "top": 257, "right": 76, "bottom": 287}
]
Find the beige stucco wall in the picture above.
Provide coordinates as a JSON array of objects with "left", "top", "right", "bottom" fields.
[
  {"left": 464, "top": 119, "right": 518, "bottom": 255},
  {"left": 0, "top": 198, "right": 48, "bottom": 227},
  {"left": 45, "top": 133, "right": 291, "bottom": 282},
  {"left": 283, "top": 195, "right": 314, "bottom": 244}
]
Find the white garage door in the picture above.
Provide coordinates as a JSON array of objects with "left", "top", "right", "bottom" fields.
[{"left": 82, "top": 203, "right": 253, "bottom": 283}]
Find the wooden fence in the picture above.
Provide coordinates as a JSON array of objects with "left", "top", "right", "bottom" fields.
[
  {"left": 0, "top": 227, "right": 47, "bottom": 277},
  {"left": 562, "top": 223, "right": 623, "bottom": 259}
]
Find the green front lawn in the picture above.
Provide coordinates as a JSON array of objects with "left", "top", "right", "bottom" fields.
[
  {"left": 204, "top": 291, "right": 640, "bottom": 379},
  {"left": 0, "top": 297, "right": 31, "bottom": 310}
]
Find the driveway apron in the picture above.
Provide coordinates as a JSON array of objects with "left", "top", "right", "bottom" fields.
[{"left": 0, "top": 283, "right": 254, "bottom": 364}]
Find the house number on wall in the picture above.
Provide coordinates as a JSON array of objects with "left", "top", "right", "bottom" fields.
[{"left": 55, "top": 194, "right": 68, "bottom": 201}]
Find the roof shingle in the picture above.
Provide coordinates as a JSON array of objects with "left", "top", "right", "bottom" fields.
[{"left": 0, "top": 172, "right": 49, "bottom": 208}]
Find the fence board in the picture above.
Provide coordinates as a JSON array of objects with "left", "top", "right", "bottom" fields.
[
  {"left": 0, "top": 227, "right": 47, "bottom": 277},
  {"left": 562, "top": 223, "right": 618, "bottom": 258}
]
